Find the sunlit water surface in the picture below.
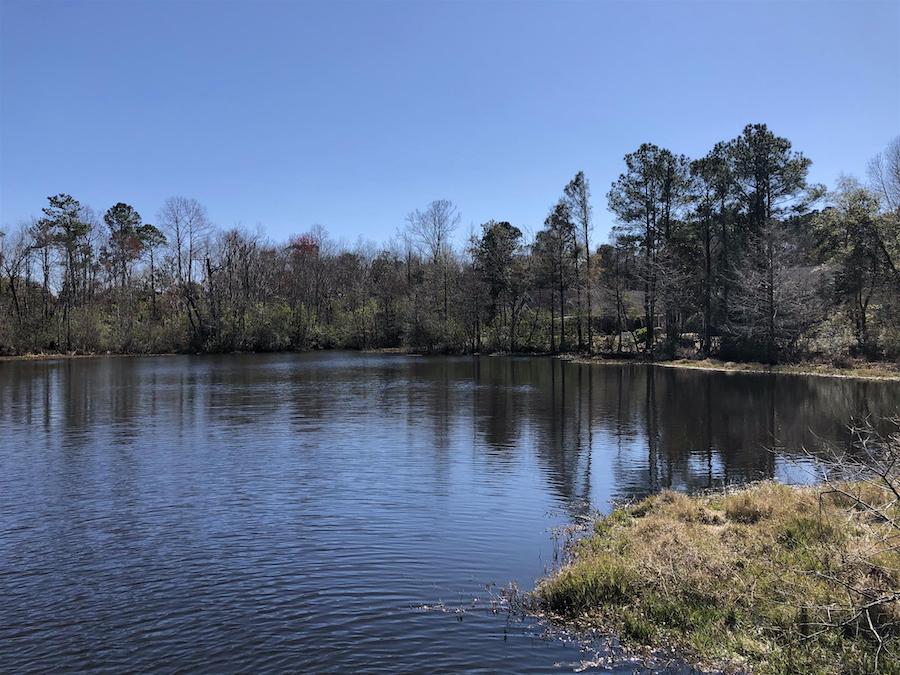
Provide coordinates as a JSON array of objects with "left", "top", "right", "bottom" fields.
[{"left": 2, "top": 353, "right": 898, "bottom": 672}]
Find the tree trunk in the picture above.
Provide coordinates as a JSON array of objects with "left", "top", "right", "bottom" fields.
[
  {"left": 645, "top": 226, "right": 655, "bottom": 356},
  {"left": 549, "top": 296, "right": 556, "bottom": 353},
  {"left": 150, "top": 249, "right": 157, "bottom": 320},
  {"left": 719, "top": 196, "right": 729, "bottom": 321},
  {"left": 585, "top": 230, "right": 592, "bottom": 353},
  {"left": 703, "top": 215, "right": 712, "bottom": 356},
  {"left": 558, "top": 273, "right": 566, "bottom": 352}
]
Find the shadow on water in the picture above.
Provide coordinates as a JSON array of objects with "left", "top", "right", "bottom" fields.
[
  {"left": 467, "top": 356, "right": 896, "bottom": 512},
  {"left": 0, "top": 353, "right": 897, "bottom": 672}
]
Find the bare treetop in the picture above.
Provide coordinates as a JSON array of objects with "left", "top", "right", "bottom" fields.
[
  {"left": 406, "top": 199, "right": 460, "bottom": 264},
  {"left": 868, "top": 136, "right": 900, "bottom": 213}
]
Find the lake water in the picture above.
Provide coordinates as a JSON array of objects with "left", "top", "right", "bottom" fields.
[{"left": 2, "top": 353, "right": 898, "bottom": 673}]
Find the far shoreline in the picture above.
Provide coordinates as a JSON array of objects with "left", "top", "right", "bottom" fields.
[
  {"left": 571, "top": 355, "right": 900, "bottom": 382},
  {"left": 2, "top": 350, "right": 899, "bottom": 382}
]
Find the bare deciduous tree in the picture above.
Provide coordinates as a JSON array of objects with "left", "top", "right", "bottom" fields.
[
  {"left": 406, "top": 200, "right": 460, "bottom": 335},
  {"left": 158, "top": 196, "right": 212, "bottom": 345},
  {"left": 406, "top": 199, "right": 460, "bottom": 264},
  {"left": 797, "top": 418, "right": 900, "bottom": 671},
  {"left": 868, "top": 136, "right": 900, "bottom": 214}
]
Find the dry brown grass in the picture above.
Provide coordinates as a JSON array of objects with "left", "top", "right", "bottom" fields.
[
  {"left": 572, "top": 355, "right": 900, "bottom": 381},
  {"left": 536, "top": 481, "right": 900, "bottom": 674},
  {"left": 661, "top": 358, "right": 900, "bottom": 381}
]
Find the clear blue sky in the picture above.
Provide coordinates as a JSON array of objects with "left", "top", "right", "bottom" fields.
[{"left": 1, "top": 0, "right": 898, "bottom": 246}]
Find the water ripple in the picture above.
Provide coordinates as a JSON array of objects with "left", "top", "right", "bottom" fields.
[{"left": 1, "top": 353, "right": 896, "bottom": 672}]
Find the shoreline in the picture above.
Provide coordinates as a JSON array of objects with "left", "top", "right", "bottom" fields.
[
  {"left": 2, "top": 349, "right": 899, "bottom": 381},
  {"left": 572, "top": 355, "right": 900, "bottom": 381},
  {"left": 534, "top": 481, "right": 899, "bottom": 674},
  {"left": 0, "top": 352, "right": 181, "bottom": 363}
]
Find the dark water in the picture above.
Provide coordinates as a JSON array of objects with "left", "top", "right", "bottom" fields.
[{"left": 1, "top": 353, "right": 898, "bottom": 673}]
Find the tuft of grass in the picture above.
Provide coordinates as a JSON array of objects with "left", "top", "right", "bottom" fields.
[
  {"left": 535, "top": 481, "right": 900, "bottom": 674},
  {"left": 723, "top": 489, "right": 776, "bottom": 523}
]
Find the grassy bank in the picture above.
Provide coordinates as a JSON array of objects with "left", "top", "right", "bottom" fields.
[
  {"left": 660, "top": 358, "right": 900, "bottom": 381},
  {"left": 574, "top": 355, "right": 900, "bottom": 381},
  {"left": 0, "top": 351, "right": 186, "bottom": 362},
  {"left": 535, "top": 482, "right": 899, "bottom": 674}
]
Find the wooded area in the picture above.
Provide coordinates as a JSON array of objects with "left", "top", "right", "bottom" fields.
[{"left": 2, "top": 124, "right": 898, "bottom": 363}]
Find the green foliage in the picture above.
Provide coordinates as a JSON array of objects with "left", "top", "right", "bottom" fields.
[
  {"left": 813, "top": 177, "right": 896, "bottom": 358},
  {"left": 633, "top": 327, "right": 647, "bottom": 346},
  {"left": 247, "top": 301, "right": 293, "bottom": 352}
]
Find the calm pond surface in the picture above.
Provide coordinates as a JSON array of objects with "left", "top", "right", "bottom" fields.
[{"left": 2, "top": 353, "right": 898, "bottom": 673}]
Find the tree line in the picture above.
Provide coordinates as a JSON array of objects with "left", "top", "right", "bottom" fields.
[{"left": 1, "top": 123, "right": 898, "bottom": 363}]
